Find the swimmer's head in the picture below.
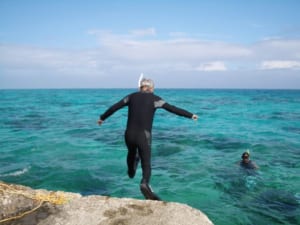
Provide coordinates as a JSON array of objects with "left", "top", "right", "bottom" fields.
[
  {"left": 241, "top": 152, "right": 250, "bottom": 159},
  {"left": 139, "top": 75, "right": 154, "bottom": 93},
  {"left": 140, "top": 78, "right": 154, "bottom": 88}
]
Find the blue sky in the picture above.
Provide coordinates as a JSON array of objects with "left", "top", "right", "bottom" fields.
[{"left": 1, "top": 0, "right": 300, "bottom": 89}]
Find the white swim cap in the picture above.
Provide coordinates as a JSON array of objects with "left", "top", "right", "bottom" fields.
[
  {"left": 138, "top": 73, "right": 154, "bottom": 88},
  {"left": 140, "top": 78, "right": 154, "bottom": 88}
]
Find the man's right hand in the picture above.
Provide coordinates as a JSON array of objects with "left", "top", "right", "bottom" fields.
[{"left": 97, "top": 119, "right": 103, "bottom": 125}]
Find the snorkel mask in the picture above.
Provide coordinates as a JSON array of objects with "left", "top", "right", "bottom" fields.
[
  {"left": 138, "top": 73, "right": 154, "bottom": 88},
  {"left": 242, "top": 150, "right": 250, "bottom": 159}
]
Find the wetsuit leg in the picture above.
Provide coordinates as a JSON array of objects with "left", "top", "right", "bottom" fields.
[
  {"left": 137, "top": 131, "right": 161, "bottom": 200},
  {"left": 137, "top": 138, "right": 151, "bottom": 183},
  {"left": 125, "top": 129, "right": 151, "bottom": 182},
  {"left": 125, "top": 131, "right": 139, "bottom": 178},
  {"left": 125, "top": 130, "right": 160, "bottom": 200},
  {"left": 140, "top": 179, "right": 161, "bottom": 201}
]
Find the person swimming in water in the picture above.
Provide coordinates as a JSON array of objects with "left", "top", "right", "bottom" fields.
[
  {"left": 98, "top": 76, "right": 198, "bottom": 200},
  {"left": 239, "top": 151, "right": 258, "bottom": 169}
]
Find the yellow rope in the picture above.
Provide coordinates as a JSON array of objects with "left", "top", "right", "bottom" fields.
[
  {"left": 35, "top": 192, "right": 68, "bottom": 205},
  {"left": 0, "top": 182, "right": 69, "bottom": 223},
  {"left": 0, "top": 200, "right": 44, "bottom": 223}
]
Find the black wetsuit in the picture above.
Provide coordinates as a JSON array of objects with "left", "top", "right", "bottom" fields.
[
  {"left": 100, "top": 91, "right": 193, "bottom": 184},
  {"left": 240, "top": 160, "right": 256, "bottom": 169}
]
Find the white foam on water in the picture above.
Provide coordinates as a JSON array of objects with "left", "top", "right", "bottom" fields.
[{"left": 0, "top": 166, "right": 30, "bottom": 177}]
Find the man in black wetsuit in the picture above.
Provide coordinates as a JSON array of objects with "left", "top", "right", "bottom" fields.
[{"left": 98, "top": 78, "right": 198, "bottom": 200}]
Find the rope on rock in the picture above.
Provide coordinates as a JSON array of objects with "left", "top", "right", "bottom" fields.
[{"left": 0, "top": 182, "right": 69, "bottom": 223}]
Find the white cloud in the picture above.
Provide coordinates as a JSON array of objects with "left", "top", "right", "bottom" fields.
[
  {"left": 195, "top": 61, "right": 227, "bottom": 71},
  {"left": 1, "top": 29, "right": 300, "bottom": 88},
  {"left": 0, "top": 44, "right": 112, "bottom": 76},
  {"left": 252, "top": 39, "right": 300, "bottom": 60},
  {"left": 2, "top": 33, "right": 300, "bottom": 75},
  {"left": 129, "top": 28, "right": 156, "bottom": 37},
  {"left": 261, "top": 60, "right": 300, "bottom": 70},
  {"left": 90, "top": 30, "right": 252, "bottom": 63}
]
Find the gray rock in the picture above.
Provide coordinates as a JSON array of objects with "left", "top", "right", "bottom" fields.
[{"left": 0, "top": 181, "right": 213, "bottom": 225}]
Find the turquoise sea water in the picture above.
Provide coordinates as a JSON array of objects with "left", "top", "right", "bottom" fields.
[{"left": 0, "top": 89, "right": 300, "bottom": 225}]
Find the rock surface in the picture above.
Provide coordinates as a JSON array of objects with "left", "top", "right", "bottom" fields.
[{"left": 0, "top": 181, "right": 214, "bottom": 225}]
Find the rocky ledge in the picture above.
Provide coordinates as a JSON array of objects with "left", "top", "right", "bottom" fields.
[{"left": 0, "top": 181, "right": 213, "bottom": 225}]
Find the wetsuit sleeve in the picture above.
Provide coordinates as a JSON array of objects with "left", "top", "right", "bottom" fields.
[
  {"left": 100, "top": 96, "right": 129, "bottom": 121},
  {"left": 161, "top": 102, "right": 193, "bottom": 118}
]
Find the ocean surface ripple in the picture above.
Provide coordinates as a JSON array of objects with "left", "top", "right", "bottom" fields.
[{"left": 1, "top": 89, "right": 299, "bottom": 225}]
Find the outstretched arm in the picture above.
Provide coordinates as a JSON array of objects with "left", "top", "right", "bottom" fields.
[
  {"left": 98, "top": 97, "right": 128, "bottom": 125},
  {"left": 162, "top": 102, "right": 198, "bottom": 120}
]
